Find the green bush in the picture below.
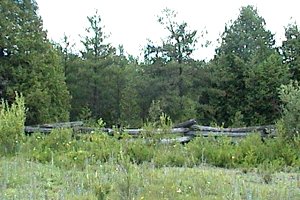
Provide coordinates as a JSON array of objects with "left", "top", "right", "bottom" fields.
[
  {"left": 187, "top": 136, "right": 236, "bottom": 168},
  {"left": 22, "top": 129, "right": 74, "bottom": 164},
  {"left": 127, "top": 139, "right": 154, "bottom": 164},
  {"left": 0, "top": 93, "right": 26, "bottom": 155},
  {"left": 278, "top": 81, "right": 300, "bottom": 138},
  {"left": 22, "top": 129, "right": 124, "bottom": 169},
  {"left": 186, "top": 133, "right": 300, "bottom": 171},
  {"left": 237, "top": 133, "right": 264, "bottom": 167},
  {"left": 19, "top": 117, "right": 300, "bottom": 172},
  {"left": 153, "top": 143, "right": 187, "bottom": 167}
]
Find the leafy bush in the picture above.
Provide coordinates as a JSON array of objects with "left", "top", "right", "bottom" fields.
[
  {"left": 22, "top": 129, "right": 74, "bottom": 164},
  {"left": 187, "top": 136, "right": 236, "bottom": 168},
  {"left": 0, "top": 93, "right": 26, "bottom": 155},
  {"left": 22, "top": 128, "right": 124, "bottom": 169},
  {"left": 19, "top": 116, "right": 300, "bottom": 172},
  {"left": 153, "top": 143, "right": 187, "bottom": 167},
  {"left": 127, "top": 139, "right": 154, "bottom": 164},
  {"left": 278, "top": 80, "right": 300, "bottom": 138},
  {"left": 187, "top": 133, "right": 300, "bottom": 171}
]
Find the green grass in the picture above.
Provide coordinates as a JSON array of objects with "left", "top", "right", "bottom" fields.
[{"left": 0, "top": 156, "right": 299, "bottom": 200}]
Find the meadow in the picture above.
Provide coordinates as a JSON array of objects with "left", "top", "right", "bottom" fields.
[
  {"left": 0, "top": 97, "right": 299, "bottom": 199},
  {"left": 1, "top": 154, "right": 299, "bottom": 200},
  {"left": 1, "top": 128, "right": 300, "bottom": 200}
]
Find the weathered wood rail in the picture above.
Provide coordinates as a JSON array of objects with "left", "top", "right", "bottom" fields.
[{"left": 24, "top": 119, "right": 276, "bottom": 143}]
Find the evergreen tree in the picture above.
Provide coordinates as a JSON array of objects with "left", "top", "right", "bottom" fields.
[
  {"left": 281, "top": 23, "right": 300, "bottom": 80},
  {"left": 203, "top": 5, "right": 289, "bottom": 126},
  {"left": 66, "top": 11, "right": 143, "bottom": 126},
  {"left": 143, "top": 8, "right": 198, "bottom": 122},
  {"left": 216, "top": 5, "right": 275, "bottom": 62},
  {"left": 0, "top": 0, "right": 70, "bottom": 124},
  {"left": 244, "top": 53, "right": 290, "bottom": 124}
]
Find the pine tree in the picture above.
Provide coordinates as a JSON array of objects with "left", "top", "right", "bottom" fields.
[
  {"left": 143, "top": 8, "right": 198, "bottom": 122},
  {"left": 281, "top": 23, "right": 300, "bottom": 80},
  {"left": 0, "top": 0, "right": 70, "bottom": 124},
  {"left": 205, "top": 5, "right": 289, "bottom": 126}
]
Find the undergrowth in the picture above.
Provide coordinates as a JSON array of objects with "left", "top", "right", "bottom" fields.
[
  {"left": 0, "top": 97, "right": 299, "bottom": 199},
  {"left": 19, "top": 128, "right": 300, "bottom": 173}
]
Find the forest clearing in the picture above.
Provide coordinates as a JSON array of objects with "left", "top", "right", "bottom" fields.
[{"left": 1, "top": 0, "right": 300, "bottom": 199}]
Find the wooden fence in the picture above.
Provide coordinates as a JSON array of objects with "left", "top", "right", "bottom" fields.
[{"left": 24, "top": 119, "right": 276, "bottom": 143}]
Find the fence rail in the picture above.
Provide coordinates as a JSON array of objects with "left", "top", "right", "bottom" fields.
[{"left": 24, "top": 119, "right": 276, "bottom": 143}]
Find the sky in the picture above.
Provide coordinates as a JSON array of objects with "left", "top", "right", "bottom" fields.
[{"left": 36, "top": 0, "right": 300, "bottom": 60}]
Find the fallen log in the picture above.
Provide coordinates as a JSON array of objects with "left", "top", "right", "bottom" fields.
[
  {"left": 191, "top": 125, "right": 275, "bottom": 134},
  {"left": 24, "top": 120, "right": 276, "bottom": 142},
  {"left": 39, "top": 121, "right": 84, "bottom": 128},
  {"left": 173, "top": 119, "right": 197, "bottom": 128},
  {"left": 123, "top": 127, "right": 190, "bottom": 135},
  {"left": 186, "top": 130, "right": 276, "bottom": 137},
  {"left": 72, "top": 127, "right": 114, "bottom": 135},
  {"left": 160, "top": 136, "right": 194, "bottom": 144},
  {"left": 25, "top": 126, "right": 53, "bottom": 134}
]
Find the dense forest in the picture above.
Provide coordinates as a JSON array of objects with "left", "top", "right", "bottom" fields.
[{"left": 1, "top": 0, "right": 300, "bottom": 129}]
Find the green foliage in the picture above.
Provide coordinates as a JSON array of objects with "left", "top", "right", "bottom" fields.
[
  {"left": 97, "top": 118, "right": 106, "bottom": 129},
  {"left": 145, "top": 8, "right": 197, "bottom": 64},
  {"left": 148, "top": 100, "right": 164, "bottom": 123},
  {"left": 186, "top": 134, "right": 300, "bottom": 171},
  {"left": 0, "top": 93, "right": 26, "bottom": 155},
  {"left": 65, "top": 11, "right": 143, "bottom": 126},
  {"left": 22, "top": 129, "right": 74, "bottom": 165},
  {"left": 200, "top": 6, "right": 290, "bottom": 126},
  {"left": 127, "top": 140, "right": 155, "bottom": 164},
  {"left": 2, "top": 156, "right": 299, "bottom": 200},
  {"left": 19, "top": 121, "right": 300, "bottom": 172},
  {"left": 216, "top": 5, "right": 274, "bottom": 61},
  {"left": 81, "top": 10, "right": 112, "bottom": 59},
  {"left": 281, "top": 23, "right": 300, "bottom": 80},
  {"left": 78, "top": 106, "right": 94, "bottom": 125},
  {"left": 187, "top": 136, "right": 235, "bottom": 168},
  {"left": 231, "top": 111, "right": 246, "bottom": 127},
  {"left": 0, "top": 0, "right": 70, "bottom": 124},
  {"left": 243, "top": 53, "right": 290, "bottom": 124},
  {"left": 153, "top": 143, "right": 187, "bottom": 167},
  {"left": 142, "top": 112, "right": 173, "bottom": 138},
  {"left": 278, "top": 80, "right": 300, "bottom": 138},
  {"left": 141, "top": 9, "right": 199, "bottom": 123},
  {"left": 119, "top": 64, "right": 142, "bottom": 127}
]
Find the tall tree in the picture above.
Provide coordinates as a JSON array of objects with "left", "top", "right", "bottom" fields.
[
  {"left": 243, "top": 53, "right": 290, "bottom": 124},
  {"left": 145, "top": 8, "right": 197, "bottom": 64},
  {"left": 76, "top": 11, "right": 114, "bottom": 119},
  {"left": 142, "top": 8, "right": 198, "bottom": 122},
  {"left": 80, "top": 11, "right": 112, "bottom": 59},
  {"left": 66, "top": 11, "right": 142, "bottom": 126},
  {"left": 202, "top": 5, "right": 289, "bottom": 126},
  {"left": 281, "top": 23, "right": 300, "bottom": 80},
  {"left": 216, "top": 5, "right": 275, "bottom": 62},
  {"left": 0, "top": 0, "right": 70, "bottom": 124}
]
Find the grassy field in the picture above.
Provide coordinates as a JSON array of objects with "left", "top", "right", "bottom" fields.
[{"left": 1, "top": 156, "right": 299, "bottom": 200}]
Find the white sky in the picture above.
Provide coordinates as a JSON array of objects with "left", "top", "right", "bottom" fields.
[{"left": 36, "top": 0, "right": 300, "bottom": 60}]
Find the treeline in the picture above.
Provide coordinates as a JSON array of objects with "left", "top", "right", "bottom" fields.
[{"left": 1, "top": 1, "right": 300, "bottom": 129}]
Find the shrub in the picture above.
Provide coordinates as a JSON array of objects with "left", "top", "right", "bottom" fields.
[
  {"left": 187, "top": 136, "right": 236, "bottom": 168},
  {"left": 127, "top": 139, "right": 154, "bottom": 164},
  {"left": 0, "top": 93, "right": 26, "bottom": 155},
  {"left": 237, "top": 133, "right": 264, "bottom": 167},
  {"left": 22, "top": 129, "right": 74, "bottom": 164},
  {"left": 22, "top": 128, "right": 124, "bottom": 169},
  {"left": 278, "top": 80, "right": 300, "bottom": 138},
  {"left": 153, "top": 143, "right": 187, "bottom": 167}
]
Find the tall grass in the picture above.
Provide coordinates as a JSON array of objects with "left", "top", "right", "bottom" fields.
[
  {"left": 0, "top": 93, "right": 26, "bottom": 155},
  {"left": 0, "top": 156, "right": 299, "bottom": 200}
]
